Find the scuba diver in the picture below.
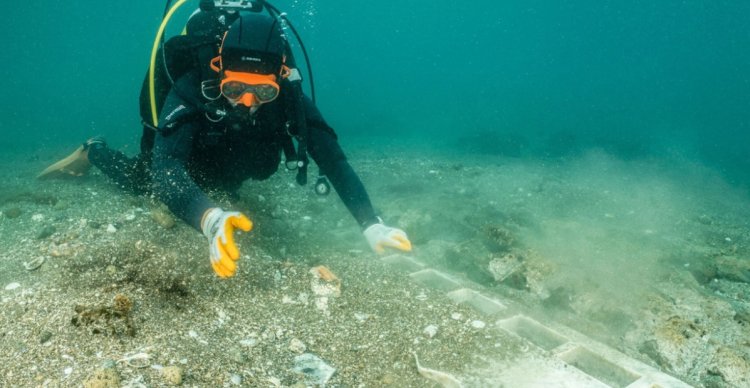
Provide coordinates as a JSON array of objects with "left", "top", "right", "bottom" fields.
[{"left": 39, "top": 6, "right": 412, "bottom": 278}]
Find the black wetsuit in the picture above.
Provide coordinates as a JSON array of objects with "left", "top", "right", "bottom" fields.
[{"left": 88, "top": 71, "right": 379, "bottom": 231}]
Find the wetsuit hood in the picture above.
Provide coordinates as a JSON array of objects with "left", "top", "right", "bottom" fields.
[{"left": 220, "top": 13, "right": 286, "bottom": 75}]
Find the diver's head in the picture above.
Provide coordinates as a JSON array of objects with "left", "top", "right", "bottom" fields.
[{"left": 210, "top": 13, "right": 289, "bottom": 111}]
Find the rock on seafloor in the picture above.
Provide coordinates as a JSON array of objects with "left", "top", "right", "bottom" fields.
[
  {"left": 83, "top": 367, "right": 120, "bottom": 388},
  {"left": 161, "top": 365, "right": 183, "bottom": 385}
]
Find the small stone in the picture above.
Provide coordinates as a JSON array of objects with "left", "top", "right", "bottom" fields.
[
  {"left": 83, "top": 367, "right": 120, "bottom": 388},
  {"left": 161, "top": 366, "right": 183, "bottom": 386},
  {"left": 36, "top": 225, "right": 56, "bottom": 240},
  {"left": 5, "top": 282, "right": 20, "bottom": 291},
  {"left": 4, "top": 207, "right": 22, "bottom": 219},
  {"left": 239, "top": 338, "right": 258, "bottom": 348},
  {"left": 423, "top": 324, "right": 439, "bottom": 338},
  {"left": 471, "top": 320, "right": 486, "bottom": 329},
  {"left": 106, "top": 224, "right": 117, "bottom": 233},
  {"left": 39, "top": 331, "right": 53, "bottom": 344},
  {"left": 230, "top": 373, "right": 242, "bottom": 385},
  {"left": 289, "top": 338, "right": 307, "bottom": 354},
  {"left": 381, "top": 373, "right": 397, "bottom": 384},
  {"left": 151, "top": 207, "right": 176, "bottom": 229},
  {"left": 229, "top": 346, "right": 246, "bottom": 363}
]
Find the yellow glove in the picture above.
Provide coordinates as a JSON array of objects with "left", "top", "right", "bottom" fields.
[
  {"left": 200, "top": 208, "right": 253, "bottom": 278},
  {"left": 363, "top": 222, "right": 412, "bottom": 254}
]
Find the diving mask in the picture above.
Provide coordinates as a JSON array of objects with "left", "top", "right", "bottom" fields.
[{"left": 221, "top": 71, "right": 280, "bottom": 107}]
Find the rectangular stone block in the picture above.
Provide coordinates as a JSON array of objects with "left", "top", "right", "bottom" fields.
[
  {"left": 558, "top": 346, "right": 641, "bottom": 388},
  {"left": 409, "top": 269, "right": 462, "bottom": 292},
  {"left": 447, "top": 288, "right": 507, "bottom": 315},
  {"left": 497, "top": 315, "right": 568, "bottom": 351},
  {"left": 380, "top": 254, "right": 426, "bottom": 273}
]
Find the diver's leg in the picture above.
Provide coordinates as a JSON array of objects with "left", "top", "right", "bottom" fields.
[{"left": 87, "top": 139, "right": 151, "bottom": 195}]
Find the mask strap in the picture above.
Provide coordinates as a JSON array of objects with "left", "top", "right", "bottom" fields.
[{"left": 210, "top": 56, "right": 222, "bottom": 73}]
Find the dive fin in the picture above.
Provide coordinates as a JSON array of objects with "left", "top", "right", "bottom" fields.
[{"left": 37, "top": 146, "right": 91, "bottom": 179}]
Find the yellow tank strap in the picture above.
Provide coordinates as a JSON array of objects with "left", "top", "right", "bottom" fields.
[{"left": 149, "top": 0, "right": 190, "bottom": 127}]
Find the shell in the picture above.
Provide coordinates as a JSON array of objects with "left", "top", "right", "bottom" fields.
[
  {"left": 413, "top": 352, "right": 463, "bottom": 388},
  {"left": 24, "top": 256, "right": 46, "bottom": 271}
]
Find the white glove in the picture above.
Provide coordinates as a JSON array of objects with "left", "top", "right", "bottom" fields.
[
  {"left": 363, "top": 222, "right": 412, "bottom": 254},
  {"left": 201, "top": 208, "right": 253, "bottom": 278}
]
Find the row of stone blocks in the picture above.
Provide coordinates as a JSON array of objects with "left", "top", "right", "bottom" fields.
[{"left": 380, "top": 254, "right": 691, "bottom": 388}]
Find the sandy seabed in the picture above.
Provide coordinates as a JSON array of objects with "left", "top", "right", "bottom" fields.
[{"left": 1, "top": 144, "right": 749, "bottom": 387}]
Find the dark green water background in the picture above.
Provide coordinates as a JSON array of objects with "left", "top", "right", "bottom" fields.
[{"left": 1, "top": 1, "right": 748, "bottom": 183}]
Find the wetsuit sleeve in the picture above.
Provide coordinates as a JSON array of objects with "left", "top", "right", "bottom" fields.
[
  {"left": 304, "top": 97, "right": 380, "bottom": 229},
  {"left": 151, "top": 90, "right": 216, "bottom": 231}
]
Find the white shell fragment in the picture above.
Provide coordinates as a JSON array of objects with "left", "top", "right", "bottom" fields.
[
  {"left": 423, "top": 324, "right": 439, "bottom": 338},
  {"left": 413, "top": 352, "right": 463, "bottom": 388},
  {"left": 470, "top": 320, "right": 486, "bottom": 329},
  {"left": 5, "top": 282, "right": 21, "bottom": 291},
  {"left": 24, "top": 256, "right": 46, "bottom": 271}
]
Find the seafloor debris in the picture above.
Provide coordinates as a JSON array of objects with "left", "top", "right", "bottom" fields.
[
  {"left": 483, "top": 224, "right": 516, "bottom": 252},
  {"left": 117, "top": 350, "right": 151, "bottom": 369},
  {"left": 82, "top": 366, "right": 120, "bottom": 388},
  {"left": 71, "top": 293, "right": 136, "bottom": 336},
  {"left": 413, "top": 352, "right": 463, "bottom": 388},
  {"left": 23, "top": 256, "right": 45, "bottom": 271},
  {"left": 150, "top": 205, "right": 176, "bottom": 229},
  {"left": 311, "top": 265, "right": 339, "bottom": 283},
  {"left": 309, "top": 265, "right": 341, "bottom": 315},
  {"left": 293, "top": 353, "right": 336, "bottom": 386},
  {"left": 160, "top": 365, "right": 183, "bottom": 385}
]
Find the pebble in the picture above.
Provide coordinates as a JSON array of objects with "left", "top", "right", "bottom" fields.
[
  {"left": 39, "top": 331, "right": 53, "bottom": 344},
  {"left": 151, "top": 207, "right": 176, "bottom": 229},
  {"left": 24, "top": 257, "right": 46, "bottom": 271},
  {"left": 4, "top": 207, "right": 22, "bottom": 219},
  {"left": 82, "top": 367, "right": 120, "bottom": 388},
  {"left": 36, "top": 225, "right": 56, "bottom": 240},
  {"left": 161, "top": 366, "right": 183, "bottom": 386},
  {"left": 230, "top": 373, "right": 242, "bottom": 385},
  {"left": 423, "top": 324, "right": 439, "bottom": 338},
  {"left": 289, "top": 338, "right": 307, "bottom": 354},
  {"left": 470, "top": 320, "right": 486, "bottom": 329},
  {"left": 5, "top": 282, "right": 20, "bottom": 291},
  {"left": 239, "top": 338, "right": 258, "bottom": 347},
  {"left": 106, "top": 224, "right": 117, "bottom": 233}
]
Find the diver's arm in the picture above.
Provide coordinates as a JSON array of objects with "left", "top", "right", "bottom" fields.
[
  {"left": 151, "top": 97, "right": 217, "bottom": 231},
  {"left": 303, "top": 99, "right": 380, "bottom": 229}
]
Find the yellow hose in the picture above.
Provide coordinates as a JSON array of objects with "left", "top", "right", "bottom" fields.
[{"left": 149, "top": 0, "right": 190, "bottom": 127}]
